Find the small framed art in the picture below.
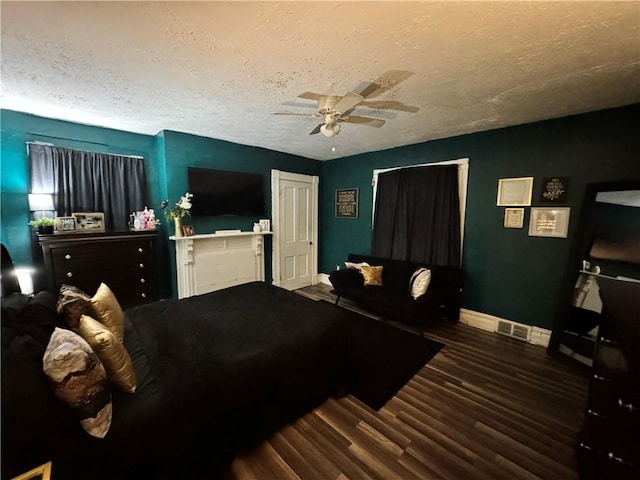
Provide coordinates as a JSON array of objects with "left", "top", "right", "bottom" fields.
[
  {"left": 497, "top": 177, "right": 534, "bottom": 206},
  {"left": 72, "top": 212, "right": 105, "bottom": 233},
  {"left": 181, "top": 225, "right": 195, "bottom": 237},
  {"left": 55, "top": 216, "right": 77, "bottom": 233},
  {"left": 528, "top": 207, "right": 571, "bottom": 238},
  {"left": 336, "top": 188, "right": 359, "bottom": 218},
  {"left": 259, "top": 219, "right": 270, "bottom": 232},
  {"left": 504, "top": 208, "right": 524, "bottom": 228},
  {"left": 539, "top": 177, "right": 569, "bottom": 203}
]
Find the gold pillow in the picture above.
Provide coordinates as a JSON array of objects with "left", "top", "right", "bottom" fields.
[
  {"left": 90, "top": 283, "right": 124, "bottom": 343},
  {"left": 361, "top": 265, "right": 383, "bottom": 286},
  {"left": 78, "top": 314, "right": 137, "bottom": 393}
]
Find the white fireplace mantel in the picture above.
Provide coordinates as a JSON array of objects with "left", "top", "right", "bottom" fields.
[{"left": 171, "top": 231, "right": 271, "bottom": 299}]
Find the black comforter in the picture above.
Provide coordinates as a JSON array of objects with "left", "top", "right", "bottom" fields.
[{"left": 2, "top": 282, "right": 351, "bottom": 480}]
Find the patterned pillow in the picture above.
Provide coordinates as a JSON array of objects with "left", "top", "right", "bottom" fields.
[
  {"left": 42, "top": 327, "right": 112, "bottom": 438},
  {"left": 56, "top": 284, "right": 92, "bottom": 330},
  {"left": 78, "top": 314, "right": 137, "bottom": 393},
  {"left": 90, "top": 283, "right": 125, "bottom": 343},
  {"left": 361, "top": 265, "right": 383, "bottom": 286},
  {"left": 409, "top": 268, "right": 432, "bottom": 300}
]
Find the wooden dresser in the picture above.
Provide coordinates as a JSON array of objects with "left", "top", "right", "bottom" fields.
[
  {"left": 38, "top": 231, "right": 159, "bottom": 308},
  {"left": 577, "top": 278, "right": 639, "bottom": 479}
]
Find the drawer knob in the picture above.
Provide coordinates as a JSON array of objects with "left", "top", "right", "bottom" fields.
[
  {"left": 138, "top": 247, "right": 144, "bottom": 253},
  {"left": 141, "top": 293, "right": 146, "bottom": 298},
  {"left": 607, "top": 452, "right": 629, "bottom": 465},
  {"left": 140, "top": 278, "right": 146, "bottom": 284},
  {"left": 65, "top": 254, "right": 71, "bottom": 260},
  {"left": 618, "top": 398, "right": 635, "bottom": 412},
  {"left": 66, "top": 272, "right": 73, "bottom": 278},
  {"left": 139, "top": 263, "right": 144, "bottom": 268}
]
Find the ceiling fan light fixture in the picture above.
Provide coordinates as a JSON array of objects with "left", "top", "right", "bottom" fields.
[{"left": 321, "top": 123, "right": 340, "bottom": 137}]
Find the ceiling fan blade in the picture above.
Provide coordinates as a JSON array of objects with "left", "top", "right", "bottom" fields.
[
  {"left": 354, "top": 81, "right": 382, "bottom": 99},
  {"left": 343, "top": 116, "right": 386, "bottom": 128},
  {"left": 272, "top": 112, "right": 316, "bottom": 117},
  {"left": 333, "top": 91, "right": 364, "bottom": 114},
  {"left": 298, "top": 92, "right": 324, "bottom": 101},
  {"left": 358, "top": 100, "right": 420, "bottom": 113},
  {"left": 309, "top": 123, "right": 323, "bottom": 135}
]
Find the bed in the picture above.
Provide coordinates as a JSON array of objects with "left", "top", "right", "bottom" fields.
[{"left": 2, "top": 281, "right": 351, "bottom": 480}]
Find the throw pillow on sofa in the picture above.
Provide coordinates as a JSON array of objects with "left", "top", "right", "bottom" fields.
[
  {"left": 410, "top": 267, "right": 431, "bottom": 300},
  {"left": 344, "top": 261, "right": 369, "bottom": 272},
  {"left": 77, "top": 314, "right": 137, "bottom": 393},
  {"left": 42, "top": 327, "right": 112, "bottom": 438},
  {"left": 361, "top": 265, "right": 383, "bottom": 286}
]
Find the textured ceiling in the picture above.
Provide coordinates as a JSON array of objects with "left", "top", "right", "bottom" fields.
[{"left": 1, "top": 1, "right": 639, "bottom": 161}]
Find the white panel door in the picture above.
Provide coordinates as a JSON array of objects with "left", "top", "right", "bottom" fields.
[{"left": 279, "top": 178, "right": 314, "bottom": 290}]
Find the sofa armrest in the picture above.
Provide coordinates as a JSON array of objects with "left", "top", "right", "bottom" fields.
[{"left": 329, "top": 269, "right": 364, "bottom": 291}]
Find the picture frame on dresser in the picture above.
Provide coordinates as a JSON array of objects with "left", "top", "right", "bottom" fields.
[
  {"left": 72, "top": 212, "right": 105, "bottom": 233},
  {"left": 55, "top": 216, "right": 76, "bottom": 233}
]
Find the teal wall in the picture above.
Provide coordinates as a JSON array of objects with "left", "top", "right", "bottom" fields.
[
  {"left": 0, "top": 110, "right": 159, "bottom": 267},
  {"left": 2, "top": 106, "right": 638, "bottom": 330},
  {"left": 0, "top": 111, "right": 320, "bottom": 298},
  {"left": 157, "top": 130, "right": 321, "bottom": 295},
  {"left": 320, "top": 105, "right": 640, "bottom": 329}
]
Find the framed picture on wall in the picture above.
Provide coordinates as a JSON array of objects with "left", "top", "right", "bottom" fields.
[
  {"left": 528, "top": 207, "right": 571, "bottom": 238},
  {"left": 72, "top": 212, "right": 105, "bottom": 233},
  {"left": 497, "top": 177, "right": 534, "bottom": 206},
  {"left": 335, "top": 188, "right": 359, "bottom": 218},
  {"left": 539, "top": 177, "right": 570, "bottom": 203},
  {"left": 504, "top": 208, "right": 524, "bottom": 228}
]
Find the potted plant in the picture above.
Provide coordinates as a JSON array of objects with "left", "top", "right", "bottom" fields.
[{"left": 29, "top": 216, "right": 56, "bottom": 234}]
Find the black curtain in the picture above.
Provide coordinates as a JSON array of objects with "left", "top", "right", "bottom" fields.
[
  {"left": 29, "top": 143, "right": 147, "bottom": 232},
  {"left": 372, "top": 165, "right": 460, "bottom": 266}
]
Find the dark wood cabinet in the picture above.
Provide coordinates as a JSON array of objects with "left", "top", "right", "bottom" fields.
[
  {"left": 39, "top": 231, "right": 159, "bottom": 309},
  {"left": 578, "top": 278, "right": 639, "bottom": 479}
]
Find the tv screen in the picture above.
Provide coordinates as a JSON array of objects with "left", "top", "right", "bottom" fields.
[{"left": 187, "top": 167, "right": 265, "bottom": 216}]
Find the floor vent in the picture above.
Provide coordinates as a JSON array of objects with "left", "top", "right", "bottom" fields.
[{"left": 496, "top": 319, "right": 531, "bottom": 342}]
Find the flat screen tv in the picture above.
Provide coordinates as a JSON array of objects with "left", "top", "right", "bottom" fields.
[{"left": 187, "top": 167, "right": 265, "bottom": 216}]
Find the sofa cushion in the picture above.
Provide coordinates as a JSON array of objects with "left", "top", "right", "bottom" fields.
[
  {"left": 77, "top": 314, "right": 137, "bottom": 393},
  {"left": 361, "top": 266, "right": 383, "bottom": 286},
  {"left": 43, "top": 327, "right": 112, "bottom": 438}
]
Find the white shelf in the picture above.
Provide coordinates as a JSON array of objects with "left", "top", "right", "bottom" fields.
[{"left": 170, "top": 231, "right": 272, "bottom": 241}]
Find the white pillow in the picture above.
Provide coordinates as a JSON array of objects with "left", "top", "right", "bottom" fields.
[
  {"left": 344, "top": 261, "right": 370, "bottom": 272},
  {"left": 409, "top": 268, "right": 432, "bottom": 300}
]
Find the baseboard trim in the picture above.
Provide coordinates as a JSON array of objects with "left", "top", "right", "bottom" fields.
[{"left": 460, "top": 308, "right": 551, "bottom": 348}]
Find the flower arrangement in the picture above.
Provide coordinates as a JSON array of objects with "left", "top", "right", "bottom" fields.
[{"left": 160, "top": 192, "right": 194, "bottom": 219}]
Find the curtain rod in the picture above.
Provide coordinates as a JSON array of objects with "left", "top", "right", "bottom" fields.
[{"left": 26, "top": 140, "right": 144, "bottom": 159}]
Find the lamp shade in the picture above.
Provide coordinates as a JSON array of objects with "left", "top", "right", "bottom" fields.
[{"left": 28, "top": 193, "right": 55, "bottom": 212}]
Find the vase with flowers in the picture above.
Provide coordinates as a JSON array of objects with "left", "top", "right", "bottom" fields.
[{"left": 160, "top": 192, "right": 193, "bottom": 237}]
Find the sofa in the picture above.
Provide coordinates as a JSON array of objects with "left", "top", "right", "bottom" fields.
[{"left": 329, "top": 253, "right": 463, "bottom": 326}]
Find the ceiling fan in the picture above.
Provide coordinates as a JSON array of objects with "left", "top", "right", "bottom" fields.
[{"left": 274, "top": 91, "right": 385, "bottom": 137}]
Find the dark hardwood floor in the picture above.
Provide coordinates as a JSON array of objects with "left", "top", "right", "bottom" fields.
[{"left": 222, "top": 284, "right": 589, "bottom": 480}]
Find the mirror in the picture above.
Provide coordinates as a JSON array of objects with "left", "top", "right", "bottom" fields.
[{"left": 551, "top": 182, "right": 640, "bottom": 366}]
